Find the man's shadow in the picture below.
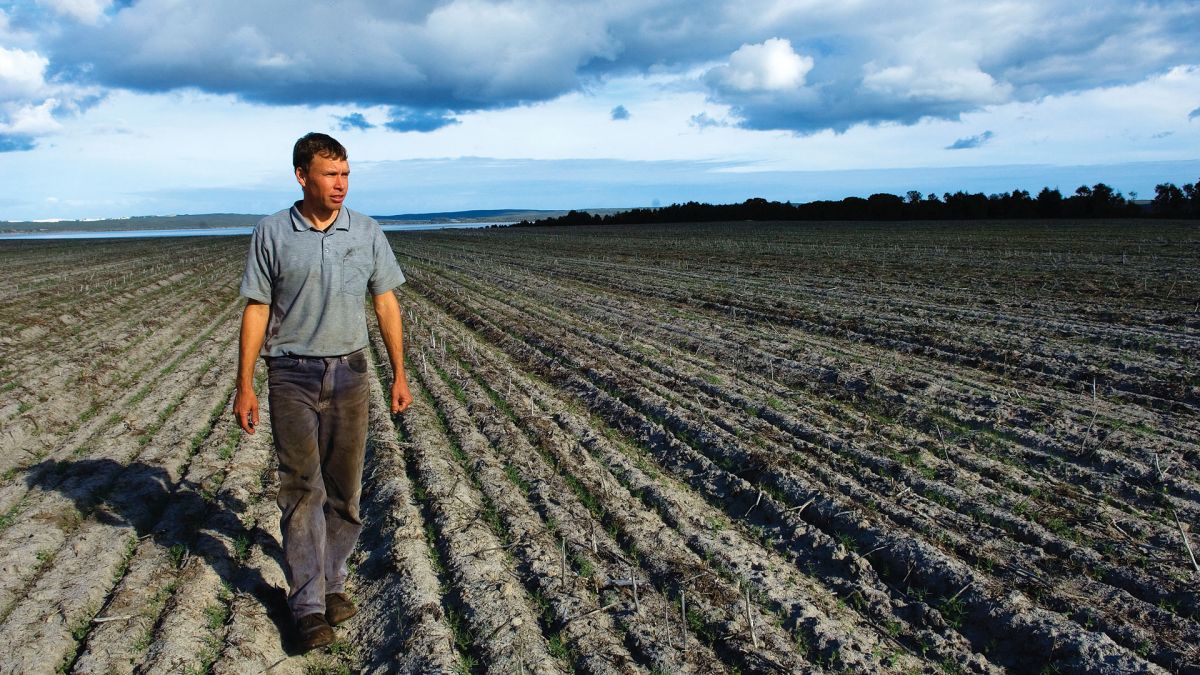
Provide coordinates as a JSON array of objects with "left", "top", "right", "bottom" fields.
[{"left": 25, "top": 457, "right": 307, "bottom": 655}]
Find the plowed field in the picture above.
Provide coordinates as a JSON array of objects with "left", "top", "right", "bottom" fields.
[{"left": 0, "top": 220, "right": 1196, "bottom": 674}]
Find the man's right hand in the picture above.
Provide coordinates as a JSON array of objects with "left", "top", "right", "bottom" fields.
[{"left": 234, "top": 388, "right": 259, "bottom": 434}]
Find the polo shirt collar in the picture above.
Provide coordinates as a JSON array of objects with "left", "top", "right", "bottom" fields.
[{"left": 289, "top": 201, "right": 351, "bottom": 232}]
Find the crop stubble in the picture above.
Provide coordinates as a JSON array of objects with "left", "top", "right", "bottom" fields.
[{"left": 0, "top": 220, "right": 1194, "bottom": 673}]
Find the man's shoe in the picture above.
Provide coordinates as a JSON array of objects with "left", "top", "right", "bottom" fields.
[
  {"left": 296, "top": 613, "right": 335, "bottom": 652},
  {"left": 325, "top": 592, "right": 358, "bottom": 626}
]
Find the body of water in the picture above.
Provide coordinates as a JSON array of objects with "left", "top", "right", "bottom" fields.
[{"left": 0, "top": 221, "right": 511, "bottom": 241}]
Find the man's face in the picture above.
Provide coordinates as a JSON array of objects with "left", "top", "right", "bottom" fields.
[{"left": 296, "top": 153, "right": 349, "bottom": 212}]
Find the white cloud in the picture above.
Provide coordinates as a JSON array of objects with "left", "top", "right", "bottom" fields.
[
  {"left": 862, "top": 63, "right": 1011, "bottom": 104},
  {"left": 0, "top": 42, "right": 100, "bottom": 145},
  {"left": 37, "top": 0, "right": 112, "bottom": 25},
  {"left": 2, "top": 98, "right": 63, "bottom": 134},
  {"left": 707, "top": 38, "right": 813, "bottom": 93},
  {"left": 0, "top": 46, "right": 49, "bottom": 101}
]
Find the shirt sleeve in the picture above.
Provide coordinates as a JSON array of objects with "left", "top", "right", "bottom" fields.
[
  {"left": 367, "top": 225, "right": 406, "bottom": 295},
  {"left": 239, "top": 222, "right": 273, "bottom": 304}
]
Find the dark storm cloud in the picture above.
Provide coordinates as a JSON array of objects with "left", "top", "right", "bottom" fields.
[
  {"left": 336, "top": 112, "right": 375, "bottom": 131},
  {"left": 30, "top": 1, "right": 1200, "bottom": 134},
  {"left": 0, "top": 133, "right": 36, "bottom": 152},
  {"left": 946, "top": 131, "right": 994, "bottom": 150},
  {"left": 45, "top": 0, "right": 618, "bottom": 110},
  {"left": 610, "top": 105, "right": 629, "bottom": 121}
]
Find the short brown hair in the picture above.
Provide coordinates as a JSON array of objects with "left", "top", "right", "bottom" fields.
[{"left": 293, "top": 132, "right": 347, "bottom": 172}]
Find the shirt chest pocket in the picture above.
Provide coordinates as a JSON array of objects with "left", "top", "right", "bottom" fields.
[{"left": 341, "top": 251, "right": 371, "bottom": 296}]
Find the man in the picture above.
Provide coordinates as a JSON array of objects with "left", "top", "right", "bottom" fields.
[{"left": 233, "top": 132, "right": 412, "bottom": 651}]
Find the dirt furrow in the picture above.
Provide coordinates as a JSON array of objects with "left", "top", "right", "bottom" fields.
[
  {"left": 441, "top": 238, "right": 1193, "bottom": 409},
  {"left": 451, "top": 255, "right": 1193, "bottom": 488},
  {"left": 69, "top": 395, "right": 243, "bottom": 674},
  {"left": 412, "top": 335, "right": 645, "bottom": 674},
  {"left": 0, "top": 332, "right": 236, "bottom": 625},
  {"left": 137, "top": 377, "right": 276, "bottom": 674},
  {"left": 424, "top": 307, "right": 940, "bottom": 672},
  {"left": 408, "top": 261, "right": 1199, "bottom": 631},
  {"left": 650, "top": 374, "right": 1200, "bottom": 667},
  {"left": 403, "top": 313, "right": 734, "bottom": 674},
  {"left": 0, "top": 295, "right": 242, "bottom": 482},
  {"left": 209, "top": 443, "right": 302, "bottom": 675},
  {"left": 0, "top": 255, "right": 234, "bottom": 390},
  {"left": 530, "top": 327, "right": 1170, "bottom": 672},
  {"left": 411, "top": 275, "right": 1182, "bottom": 673},
  {"left": 0, "top": 338, "right": 238, "bottom": 673},
  {"left": 396, "top": 351, "right": 567, "bottom": 675},
  {"left": 345, "top": 338, "right": 461, "bottom": 673},
  {"left": 593, "top": 335, "right": 1200, "bottom": 647},
  {"left": 405, "top": 302, "right": 828, "bottom": 673}
]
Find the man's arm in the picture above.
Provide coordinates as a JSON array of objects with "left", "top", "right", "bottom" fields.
[
  {"left": 233, "top": 300, "right": 269, "bottom": 433},
  {"left": 372, "top": 290, "right": 412, "bottom": 413}
]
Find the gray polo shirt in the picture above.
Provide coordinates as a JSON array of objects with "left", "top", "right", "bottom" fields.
[{"left": 240, "top": 203, "right": 406, "bottom": 357}]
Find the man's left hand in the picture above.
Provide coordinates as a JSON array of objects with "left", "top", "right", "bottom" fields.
[{"left": 391, "top": 376, "right": 413, "bottom": 414}]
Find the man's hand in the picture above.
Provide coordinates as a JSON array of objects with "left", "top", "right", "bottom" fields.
[
  {"left": 391, "top": 376, "right": 413, "bottom": 414},
  {"left": 373, "top": 290, "right": 411, "bottom": 414},
  {"left": 234, "top": 387, "right": 259, "bottom": 434},
  {"left": 235, "top": 300, "right": 269, "bottom": 435}
]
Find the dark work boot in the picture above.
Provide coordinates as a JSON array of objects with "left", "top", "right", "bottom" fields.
[
  {"left": 325, "top": 592, "right": 358, "bottom": 626},
  {"left": 296, "top": 613, "right": 335, "bottom": 652}
]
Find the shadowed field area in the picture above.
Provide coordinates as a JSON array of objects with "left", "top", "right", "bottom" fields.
[{"left": 0, "top": 220, "right": 1196, "bottom": 673}]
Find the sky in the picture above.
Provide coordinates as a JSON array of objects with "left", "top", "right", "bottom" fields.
[{"left": 1, "top": 0, "right": 1198, "bottom": 221}]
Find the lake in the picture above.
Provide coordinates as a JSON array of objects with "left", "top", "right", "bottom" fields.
[{"left": 0, "top": 221, "right": 511, "bottom": 241}]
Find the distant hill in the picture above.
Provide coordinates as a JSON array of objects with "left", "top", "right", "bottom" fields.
[
  {"left": 2, "top": 209, "right": 633, "bottom": 233},
  {"left": 0, "top": 213, "right": 263, "bottom": 233}
]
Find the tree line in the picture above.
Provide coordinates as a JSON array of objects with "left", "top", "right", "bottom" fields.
[{"left": 516, "top": 179, "right": 1200, "bottom": 227}]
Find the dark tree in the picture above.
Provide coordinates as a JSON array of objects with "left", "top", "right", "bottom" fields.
[
  {"left": 1184, "top": 180, "right": 1199, "bottom": 214},
  {"left": 1153, "top": 183, "right": 1187, "bottom": 216},
  {"left": 1036, "top": 187, "right": 1063, "bottom": 218}
]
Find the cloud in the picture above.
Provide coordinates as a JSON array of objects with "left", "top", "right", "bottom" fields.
[
  {"left": 37, "top": 0, "right": 113, "bottom": 24},
  {"left": 1190, "top": 106, "right": 1200, "bottom": 120},
  {"left": 0, "top": 132, "right": 36, "bottom": 152},
  {"left": 610, "top": 104, "right": 629, "bottom": 121},
  {"left": 0, "top": 42, "right": 95, "bottom": 143},
  {"left": 4, "top": 99, "right": 64, "bottom": 134},
  {"left": 861, "top": 64, "right": 1010, "bottom": 106},
  {"left": 694, "top": 2, "right": 1200, "bottom": 133},
  {"left": 696, "top": 33, "right": 1013, "bottom": 133},
  {"left": 706, "top": 38, "right": 813, "bottom": 93},
  {"left": 336, "top": 112, "right": 374, "bottom": 131},
  {"left": 689, "top": 112, "right": 729, "bottom": 130},
  {"left": 384, "top": 107, "right": 459, "bottom": 133},
  {"left": 946, "top": 130, "right": 995, "bottom": 150},
  {"left": 0, "top": 46, "right": 50, "bottom": 101},
  {"left": 46, "top": 0, "right": 618, "bottom": 110},
  {"left": 13, "top": 0, "right": 1200, "bottom": 136}
]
